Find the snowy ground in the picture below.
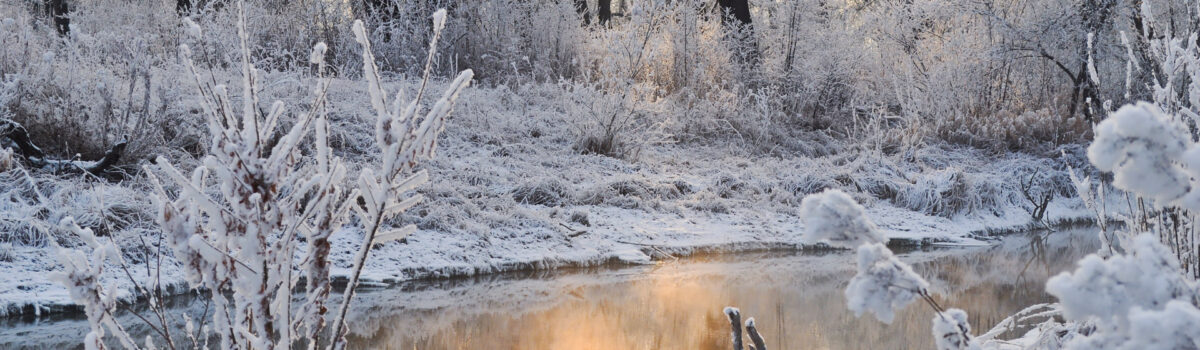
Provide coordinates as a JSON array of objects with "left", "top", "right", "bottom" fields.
[{"left": 0, "top": 75, "right": 1100, "bottom": 317}]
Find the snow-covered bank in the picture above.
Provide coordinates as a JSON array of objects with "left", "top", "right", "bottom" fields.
[
  {"left": 0, "top": 227, "right": 1101, "bottom": 349},
  {"left": 0, "top": 78, "right": 1095, "bottom": 317}
]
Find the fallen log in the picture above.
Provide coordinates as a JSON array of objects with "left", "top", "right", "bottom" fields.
[{"left": 1, "top": 118, "right": 127, "bottom": 176}]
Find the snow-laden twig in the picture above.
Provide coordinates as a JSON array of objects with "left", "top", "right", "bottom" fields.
[
  {"left": 326, "top": 10, "right": 473, "bottom": 350},
  {"left": 800, "top": 189, "right": 978, "bottom": 348},
  {"left": 799, "top": 189, "right": 886, "bottom": 248},
  {"left": 50, "top": 217, "right": 142, "bottom": 350}
]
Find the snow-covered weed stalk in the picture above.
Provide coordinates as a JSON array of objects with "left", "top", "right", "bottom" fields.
[
  {"left": 802, "top": 184, "right": 1200, "bottom": 349},
  {"left": 326, "top": 10, "right": 473, "bottom": 349},
  {"left": 51, "top": 218, "right": 140, "bottom": 350},
  {"left": 799, "top": 189, "right": 978, "bottom": 349},
  {"left": 51, "top": 2, "right": 472, "bottom": 349}
]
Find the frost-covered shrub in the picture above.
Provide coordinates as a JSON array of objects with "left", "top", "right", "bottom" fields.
[
  {"left": 0, "top": 170, "right": 152, "bottom": 248},
  {"left": 936, "top": 106, "right": 1091, "bottom": 152},
  {"left": 0, "top": 0, "right": 190, "bottom": 163},
  {"left": 772, "top": 172, "right": 838, "bottom": 205},
  {"left": 0, "top": 242, "right": 13, "bottom": 262},
  {"left": 49, "top": 217, "right": 134, "bottom": 350},
  {"left": 845, "top": 242, "right": 930, "bottom": 324},
  {"left": 511, "top": 179, "right": 571, "bottom": 207},
  {"left": 1120, "top": 300, "right": 1200, "bottom": 349},
  {"left": 1044, "top": 235, "right": 1197, "bottom": 347},
  {"left": 577, "top": 179, "right": 684, "bottom": 209},
  {"left": 711, "top": 173, "right": 760, "bottom": 199},
  {"left": 681, "top": 191, "right": 731, "bottom": 214},
  {"left": 799, "top": 189, "right": 886, "bottom": 248},
  {"left": 1087, "top": 103, "right": 1197, "bottom": 207},
  {"left": 895, "top": 168, "right": 1003, "bottom": 218},
  {"left": 932, "top": 308, "right": 979, "bottom": 350},
  {"left": 569, "top": 210, "right": 589, "bottom": 227},
  {"left": 0, "top": 147, "right": 14, "bottom": 172},
  {"left": 54, "top": 5, "right": 473, "bottom": 349},
  {"left": 803, "top": 188, "right": 982, "bottom": 346}
]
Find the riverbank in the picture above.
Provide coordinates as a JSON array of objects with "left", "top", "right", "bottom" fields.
[
  {"left": 0, "top": 227, "right": 1101, "bottom": 349},
  {"left": 0, "top": 78, "right": 1098, "bottom": 317}
]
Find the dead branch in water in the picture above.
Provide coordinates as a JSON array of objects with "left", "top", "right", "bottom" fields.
[{"left": 724, "top": 306, "right": 767, "bottom": 350}]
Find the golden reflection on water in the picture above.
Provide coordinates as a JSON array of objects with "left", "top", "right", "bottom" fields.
[{"left": 345, "top": 229, "right": 1098, "bottom": 350}]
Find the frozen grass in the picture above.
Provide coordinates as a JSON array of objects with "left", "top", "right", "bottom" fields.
[{"left": 0, "top": 69, "right": 1096, "bottom": 316}]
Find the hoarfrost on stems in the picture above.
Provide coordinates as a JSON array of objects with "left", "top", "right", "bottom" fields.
[
  {"left": 844, "top": 242, "right": 930, "bottom": 324},
  {"left": 50, "top": 217, "right": 139, "bottom": 350},
  {"left": 932, "top": 308, "right": 979, "bottom": 350},
  {"left": 327, "top": 14, "right": 473, "bottom": 350},
  {"left": 798, "top": 189, "right": 886, "bottom": 248},
  {"left": 182, "top": 17, "right": 202, "bottom": 40},
  {"left": 51, "top": 3, "right": 472, "bottom": 349},
  {"left": 309, "top": 42, "right": 328, "bottom": 65}
]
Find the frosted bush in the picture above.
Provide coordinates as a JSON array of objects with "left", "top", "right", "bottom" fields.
[
  {"left": 801, "top": 189, "right": 937, "bottom": 325},
  {"left": 932, "top": 308, "right": 979, "bottom": 350},
  {"left": 1046, "top": 235, "right": 1195, "bottom": 328},
  {"left": 1043, "top": 234, "right": 1198, "bottom": 350},
  {"left": 1086, "top": 102, "right": 1193, "bottom": 207},
  {"left": 53, "top": 4, "right": 473, "bottom": 349},
  {"left": 844, "top": 242, "right": 930, "bottom": 324},
  {"left": 799, "top": 189, "right": 886, "bottom": 248},
  {"left": 1120, "top": 300, "right": 1200, "bottom": 350}
]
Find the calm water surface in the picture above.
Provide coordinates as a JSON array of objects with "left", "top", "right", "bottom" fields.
[{"left": 0, "top": 227, "right": 1098, "bottom": 349}]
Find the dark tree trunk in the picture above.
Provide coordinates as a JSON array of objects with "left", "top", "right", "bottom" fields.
[
  {"left": 574, "top": 0, "right": 591, "bottom": 26},
  {"left": 717, "top": 0, "right": 752, "bottom": 27},
  {"left": 717, "top": 0, "right": 758, "bottom": 65},
  {"left": 44, "top": 0, "right": 69, "bottom": 36},
  {"left": 598, "top": 0, "right": 612, "bottom": 26}
]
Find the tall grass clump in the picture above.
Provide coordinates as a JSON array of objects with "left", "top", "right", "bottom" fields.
[{"left": 50, "top": 2, "right": 472, "bottom": 349}]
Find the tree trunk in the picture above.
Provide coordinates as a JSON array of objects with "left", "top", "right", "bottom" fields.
[
  {"left": 717, "top": 0, "right": 752, "bottom": 27},
  {"left": 717, "top": 0, "right": 758, "bottom": 65},
  {"left": 44, "top": 0, "right": 69, "bottom": 36},
  {"left": 598, "top": 0, "right": 612, "bottom": 26}
]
